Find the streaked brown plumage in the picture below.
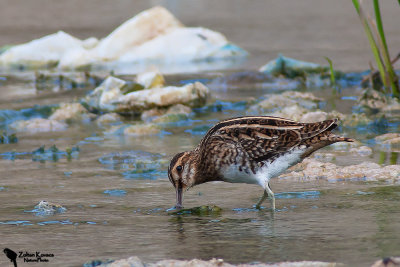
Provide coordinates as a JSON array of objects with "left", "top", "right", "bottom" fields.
[{"left": 168, "top": 116, "right": 354, "bottom": 210}]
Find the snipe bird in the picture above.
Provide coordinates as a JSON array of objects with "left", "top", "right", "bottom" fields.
[{"left": 168, "top": 116, "right": 354, "bottom": 210}]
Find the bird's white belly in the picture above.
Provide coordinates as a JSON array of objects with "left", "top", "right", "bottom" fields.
[
  {"left": 221, "top": 165, "right": 260, "bottom": 185},
  {"left": 220, "top": 148, "right": 305, "bottom": 188}
]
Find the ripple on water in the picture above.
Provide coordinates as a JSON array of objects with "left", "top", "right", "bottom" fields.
[
  {"left": 0, "top": 145, "right": 79, "bottom": 162},
  {"left": 103, "top": 189, "right": 127, "bottom": 196},
  {"left": 185, "top": 124, "right": 213, "bottom": 135},
  {"left": 98, "top": 150, "right": 167, "bottom": 180},
  {"left": 275, "top": 190, "right": 320, "bottom": 199}
]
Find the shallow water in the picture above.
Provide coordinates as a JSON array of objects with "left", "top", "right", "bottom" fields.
[
  {"left": 1, "top": 1, "right": 400, "bottom": 266},
  {"left": 0, "top": 71, "right": 399, "bottom": 267}
]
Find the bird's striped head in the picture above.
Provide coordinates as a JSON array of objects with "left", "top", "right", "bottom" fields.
[{"left": 168, "top": 151, "right": 197, "bottom": 209}]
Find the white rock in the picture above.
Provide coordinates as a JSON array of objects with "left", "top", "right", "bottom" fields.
[
  {"left": 119, "top": 27, "right": 244, "bottom": 63},
  {"left": 0, "top": 31, "right": 84, "bottom": 67},
  {"left": 83, "top": 76, "right": 128, "bottom": 112},
  {"left": 92, "top": 6, "right": 183, "bottom": 61},
  {"left": 83, "top": 76, "right": 209, "bottom": 113},
  {"left": 119, "top": 81, "right": 209, "bottom": 111}
]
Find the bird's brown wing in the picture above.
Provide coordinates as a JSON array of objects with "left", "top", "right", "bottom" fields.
[{"left": 199, "top": 116, "right": 338, "bottom": 163}]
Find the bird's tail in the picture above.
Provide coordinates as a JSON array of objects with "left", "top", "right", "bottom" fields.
[
  {"left": 12, "top": 259, "right": 17, "bottom": 267},
  {"left": 328, "top": 135, "right": 355, "bottom": 143}
]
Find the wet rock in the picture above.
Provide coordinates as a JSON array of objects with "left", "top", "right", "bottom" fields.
[
  {"left": 140, "top": 108, "right": 166, "bottom": 122},
  {"left": 27, "top": 200, "right": 66, "bottom": 216},
  {"left": 10, "top": 118, "right": 68, "bottom": 133},
  {"left": 123, "top": 124, "right": 161, "bottom": 136},
  {"left": 358, "top": 88, "right": 389, "bottom": 110},
  {"left": 83, "top": 76, "right": 209, "bottom": 114},
  {"left": 268, "top": 105, "right": 309, "bottom": 121},
  {"left": 95, "top": 113, "right": 124, "bottom": 126},
  {"left": 280, "top": 159, "right": 400, "bottom": 183},
  {"left": 136, "top": 70, "right": 166, "bottom": 89},
  {"left": 375, "top": 133, "right": 400, "bottom": 145},
  {"left": 49, "top": 103, "right": 93, "bottom": 123},
  {"left": 371, "top": 257, "right": 400, "bottom": 267},
  {"left": 300, "top": 111, "right": 328, "bottom": 123},
  {"left": 259, "top": 54, "right": 329, "bottom": 78},
  {"left": 82, "top": 76, "right": 127, "bottom": 112},
  {"left": 350, "top": 146, "right": 373, "bottom": 156},
  {"left": 142, "top": 104, "right": 192, "bottom": 123},
  {"left": 341, "top": 112, "right": 371, "bottom": 127},
  {"left": 249, "top": 91, "right": 322, "bottom": 113}
]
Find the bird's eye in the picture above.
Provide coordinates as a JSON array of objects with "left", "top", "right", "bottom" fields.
[{"left": 176, "top": 165, "right": 183, "bottom": 172}]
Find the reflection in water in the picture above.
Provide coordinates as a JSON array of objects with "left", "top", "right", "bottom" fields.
[{"left": 379, "top": 151, "right": 399, "bottom": 165}]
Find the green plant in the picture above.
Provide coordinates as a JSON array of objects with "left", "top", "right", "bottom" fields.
[{"left": 352, "top": 0, "right": 399, "bottom": 98}]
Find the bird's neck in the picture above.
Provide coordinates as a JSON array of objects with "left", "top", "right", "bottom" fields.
[{"left": 193, "top": 148, "right": 223, "bottom": 185}]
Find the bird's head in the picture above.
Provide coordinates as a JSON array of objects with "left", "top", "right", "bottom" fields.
[{"left": 168, "top": 151, "right": 197, "bottom": 209}]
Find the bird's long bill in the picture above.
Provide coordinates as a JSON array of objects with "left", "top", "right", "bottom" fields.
[{"left": 175, "top": 186, "right": 184, "bottom": 209}]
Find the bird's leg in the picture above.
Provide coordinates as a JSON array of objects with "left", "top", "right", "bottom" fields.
[
  {"left": 255, "top": 182, "right": 275, "bottom": 211},
  {"left": 266, "top": 182, "right": 275, "bottom": 211},
  {"left": 255, "top": 190, "right": 267, "bottom": 209}
]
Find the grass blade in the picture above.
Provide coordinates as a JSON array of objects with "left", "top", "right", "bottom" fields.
[
  {"left": 324, "top": 56, "right": 336, "bottom": 86},
  {"left": 355, "top": 1, "right": 388, "bottom": 87}
]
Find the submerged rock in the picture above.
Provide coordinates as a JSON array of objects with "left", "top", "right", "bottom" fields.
[
  {"left": 169, "top": 205, "right": 222, "bottom": 216},
  {"left": 82, "top": 76, "right": 209, "bottom": 114},
  {"left": 10, "top": 118, "right": 68, "bottom": 133},
  {"left": 122, "top": 123, "right": 161, "bottom": 136},
  {"left": 350, "top": 146, "right": 373, "bottom": 157},
  {"left": 280, "top": 159, "right": 400, "bottom": 183},
  {"left": 26, "top": 200, "right": 67, "bottom": 216}
]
